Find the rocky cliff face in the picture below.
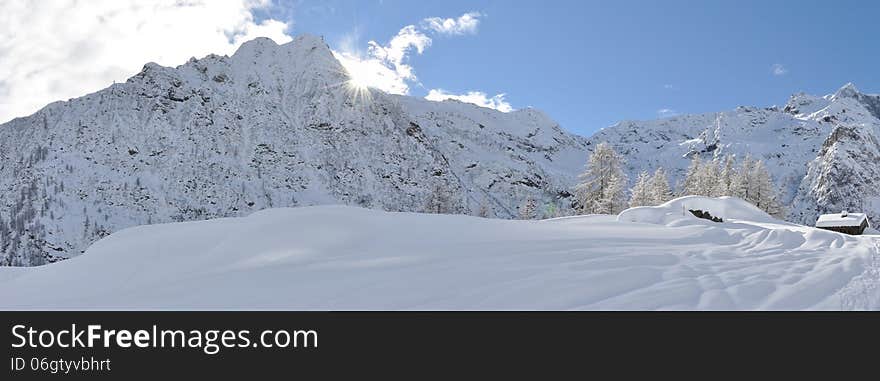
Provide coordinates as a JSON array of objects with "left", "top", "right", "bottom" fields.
[
  {"left": 0, "top": 35, "right": 588, "bottom": 266},
  {"left": 790, "top": 87, "right": 880, "bottom": 226}
]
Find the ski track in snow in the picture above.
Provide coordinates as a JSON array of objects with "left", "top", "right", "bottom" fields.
[
  {"left": 1, "top": 197, "right": 878, "bottom": 310},
  {"left": 839, "top": 237, "right": 880, "bottom": 310}
]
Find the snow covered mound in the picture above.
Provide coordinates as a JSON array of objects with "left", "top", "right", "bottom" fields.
[
  {"left": 618, "top": 196, "right": 777, "bottom": 226},
  {"left": 1, "top": 206, "right": 878, "bottom": 310}
]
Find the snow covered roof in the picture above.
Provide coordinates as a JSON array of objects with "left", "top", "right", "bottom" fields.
[{"left": 815, "top": 212, "right": 868, "bottom": 228}]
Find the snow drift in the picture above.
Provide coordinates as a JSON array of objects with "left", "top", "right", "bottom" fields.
[
  {"left": 618, "top": 196, "right": 777, "bottom": 225},
  {"left": 1, "top": 201, "right": 878, "bottom": 310}
]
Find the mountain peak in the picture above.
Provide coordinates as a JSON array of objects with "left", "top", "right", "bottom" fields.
[
  {"left": 230, "top": 34, "right": 338, "bottom": 76},
  {"left": 232, "top": 36, "right": 279, "bottom": 56},
  {"left": 233, "top": 34, "right": 330, "bottom": 57},
  {"left": 832, "top": 82, "right": 860, "bottom": 99},
  {"left": 286, "top": 34, "right": 328, "bottom": 49},
  {"left": 221, "top": 33, "right": 342, "bottom": 88}
]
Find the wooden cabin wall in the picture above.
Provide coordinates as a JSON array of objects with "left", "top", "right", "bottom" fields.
[{"left": 817, "top": 222, "right": 867, "bottom": 235}]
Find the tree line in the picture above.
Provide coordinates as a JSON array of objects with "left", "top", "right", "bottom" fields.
[
  {"left": 573, "top": 142, "right": 785, "bottom": 218},
  {"left": 420, "top": 141, "right": 785, "bottom": 220}
]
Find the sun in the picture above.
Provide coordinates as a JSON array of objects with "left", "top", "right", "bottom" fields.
[
  {"left": 342, "top": 66, "right": 374, "bottom": 105},
  {"left": 330, "top": 51, "right": 379, "bottom": 105},
  {"left": 346, "top": 70, "right": 371, "bottom": 91}
]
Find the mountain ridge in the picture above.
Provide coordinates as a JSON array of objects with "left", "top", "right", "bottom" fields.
[{"left": 0, "top": 34, "right": 588, "bottom": 265}]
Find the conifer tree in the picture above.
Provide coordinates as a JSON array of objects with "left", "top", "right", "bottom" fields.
[
  {"left": 0, "top": 213, "right": 8, "bottom": 255},
  {"left": 649, "top": 167, "right": 673, "bottom": 205},
  {"left": 628, "top": 171, "right": 653, "bottom": 207},
  {"left": 730, "top": 155, "right": 754, "bottom": 201},
  {"left": 477, "top": 198, "right": 492, "bottom": 218},
  {"left": 680, "top": 156, "right": 702, "bottom": 196},
  {"left": 749, "top": 160, "right": 785, "bottom": 218},
  {"left": 695, "top": 159, "right": 718, "bottom": 196},
  {"left": 519, "top": 196, "right": 538, "bottom": 220},
  {"left": 574, "top": 142, "right": 628, "bottom": 214},
  {"left": 425, "top": 184, "right": 451, "bottom": 214},
  {"left": 713, "top": 155, "right": 736, "bottom": 197}
]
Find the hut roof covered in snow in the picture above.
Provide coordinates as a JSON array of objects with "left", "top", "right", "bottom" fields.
[{"left": 816, "top": 212, "right": 868, "bottom": 228}]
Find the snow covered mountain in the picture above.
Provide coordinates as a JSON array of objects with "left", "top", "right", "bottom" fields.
[
  {"left": 587, "top": 83, "right": 880, "bottom": 229},
  {"left": 789, "top": 85, "right": 880, "bottom": 226},
  {"left": 1, "top": 32, "right": 877, "bottom": 267},
  {"left": 0, "top": 35, "right": 588, "bottom": 266}
]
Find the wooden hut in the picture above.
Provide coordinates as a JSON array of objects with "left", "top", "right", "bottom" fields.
[{"left": 815, "top": 211, "right": 871, "bottom": 235}]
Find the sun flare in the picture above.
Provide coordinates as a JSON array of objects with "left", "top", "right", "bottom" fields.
[
  {"left": 342, "top": 65, "right": 374, "bottom": 105},
  {"left": 346, "top": 72, "right": 371, "bottom": 92}
]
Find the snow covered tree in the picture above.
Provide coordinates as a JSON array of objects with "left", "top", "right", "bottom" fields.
[
  {"left": 749, "top": 160, "right": 785, "bottom": 218},
  {"left": 574, "top": 142, "right": 628, "bottom": 214},
  {"left": 0, "top": 213, "right": 8, "bottom": 255},
  {"left": 649, "top": 167, "right": 673, "bottom": 205},
  {"left": 729, "top": 155, "right": 754, "bottom": 201},
  {"left": 679, "top": 156, "right": 719, "bottom": 197},
  {"left": 477, "top": 198, "right": 492, "bottom": 218},
  {"left": 705, "top": 155, "right": 784, "bottom": 218},
  {"left": 519, "top": 196, "right": 538, "bottom": 220},
  {"left": 695, "top": 159, "right": 718, "bottom": 196},
  {"left": 679, "top": 156, "right": 702, "bottom": 196},
  {"left": 675, "top": 154, "right": 786, "bottom": 217},
  {"left": 628, "top": 171, "right": 653, "bottom": 207},
  {"left": 82, "top": 207, "right": 91, "bottom": 240},
  {"left": 602, "top": 174, "right": 629, "bottom": 214},
  {"left": 425, "top": 184, "right": 453, "bottom": 214},
  {"left": 712, "top": 155, "right": 736, "bottom": 197}
]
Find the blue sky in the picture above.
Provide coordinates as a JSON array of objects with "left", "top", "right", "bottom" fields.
[
  {"left": 260, "top": 0, "right": 878, "bottom": 136},
  {"left": 2, "top": 1, "right": 876, "bottom": 134}
]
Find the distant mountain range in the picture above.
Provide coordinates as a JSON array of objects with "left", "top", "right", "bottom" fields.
[{"left": 1, "top": 34, "right": 877, "bottom": 266}]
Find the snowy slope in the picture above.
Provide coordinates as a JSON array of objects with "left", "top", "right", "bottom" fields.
[
  {"left": 588, "top": 83, "right": 880, "bottom": 229},
  {"left": 588, "top": 106, "right": 831, "bottom": 203},
  {"left": 1, "top": 200, "right": 878, "bottom": 310},
  {"left": 0, "top": 35, "right": 587, "bottom": 266}
]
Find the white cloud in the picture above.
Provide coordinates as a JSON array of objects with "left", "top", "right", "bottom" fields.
[
  {"left": 772, "top": 63, "right": 788, "bottom": 76},
  {"left": 422, "top": 12, "right": 482, "bottom": 35},
  {"left": 332, "top": 25, "right": 430, "bottom": 95},
  {"left": 426, "top": 89, "right": 513, "bottom": 112},
  {"left": 332, "top": 12, "right": 483, "bottom": 96},
  {"left": 365, "top": 25, "right": 432, "bottom": 84},
  {"left": 0, "top": 4, "right": 498, "bottom": 119},
  {"left": 333, "top": 51, "right": 411, "bottom": 95},
  {"left": 0, "top": 0, "right": 293, "bottom": 123},
  {"left": 663, "top": 84, "right": 677, "bottom": 90},
  {"left": 657, "top": 108, "right": 678, "bottom": 118}
]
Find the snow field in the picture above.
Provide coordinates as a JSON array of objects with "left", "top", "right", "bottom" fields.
[{"left": 2, "top": 197, "right": 878, "bottom": 310}]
